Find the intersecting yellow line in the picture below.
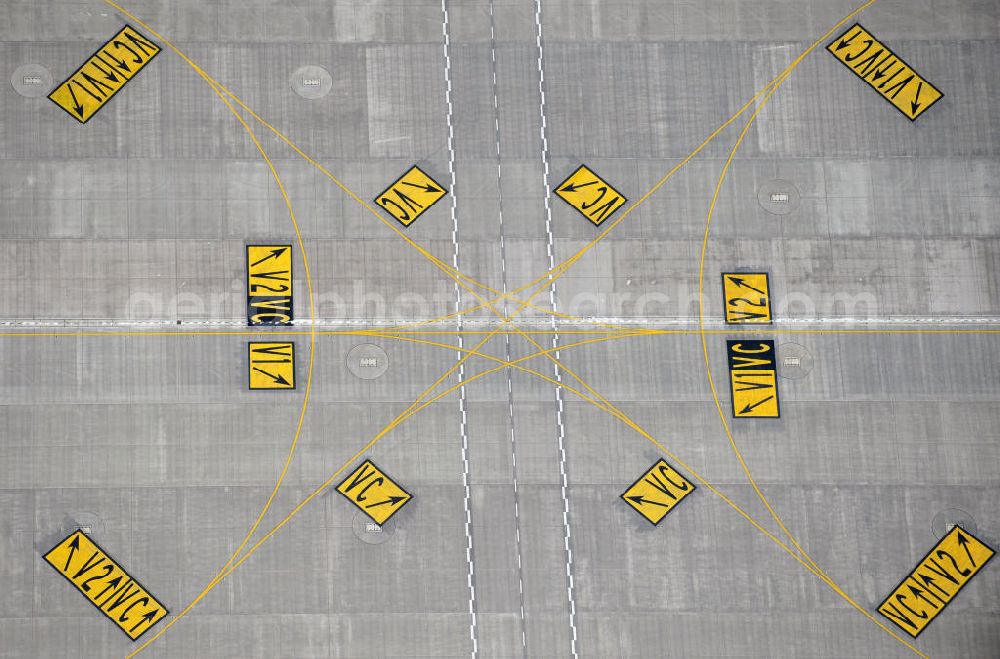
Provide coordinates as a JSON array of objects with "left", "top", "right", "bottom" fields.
[
  {"left": 132, "top": 63, "right": 322, "bottom": 657},
  {"left": 104, "top": 0, "right": 636, "bottom": 337},
  {"left": 2, "top": 326, "right": 998, "bottom": 340},
  {"left": 124, "top": 326, "right": 640, "bottom": 655},
  {"left": 85, "top": 1, "right": 956, "bottom": 657}
]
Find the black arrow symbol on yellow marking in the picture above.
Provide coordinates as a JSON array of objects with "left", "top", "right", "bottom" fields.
[
  {"left": 100, "top": 49, "right": 131, "bottom": 74},
  {"left": 130, "top": 609, "right": 159, "bottom": 633},
  {"left": 365, "top": 495, "right": 407, "bottom": 509},
  {"left": 908, "top": 583, "right": 942, "bottom": 608},
  {"left": 401, "top": 180, "right": 442, "bottom": 194},
  {"left": 727, "top": 276, "right": 767, "bottom": 296},
  {"left": 956, "top": 531, "right": 976, "bottom": 568},
  {"left": 93, "top": 574, "right": 125, "bottom": 602},
  {"left": 739, "top": 395, "right": 774, "bottom": 415},
  {"left": 910, "top": 81, "right": 923, "bottom": 116},
  {"left": 559, "top": 179, "right": 599, "bottom": 194},
  {"left": 62, "top": 534, "right": 81, "bottom": 571},
  {"left": 250, "top": 247, "right": 288, "bottom": 267},
  {"left": 626, "top": 495, "right": 670, "bottom": 508},
  {"left": 252, "top": 367, "right": 291, "bottom": 386},
  {"left": 89, "top": 56, "right": 123, "bottom": 84},
  {"left": 834, "top": 28, "right": 862, "bottom": 52},
  {"left": 66, "top": 83, "right": 86, "bottom": 118}
]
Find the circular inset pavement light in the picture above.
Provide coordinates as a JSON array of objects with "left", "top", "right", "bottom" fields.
[
  {"left": 352, "top": 511, "right": 395, "bottom": 545},
  {"left": 931, "top": 508, "right": 977, "bottom": 540},
  {"left": 11, "top": 64, "right": 52, "bottom": 98},
  {"left": 289, "top": 65, "right": 332, "bottom": 100},
  {"left": 347, "top": 343, "right": 389, "bottom": 380},
  {"left": 777, "top": 342, "right": 813, "bottom": 379},
  {"left": 757, "top": 179, "right": 801, "bottom": 216}
]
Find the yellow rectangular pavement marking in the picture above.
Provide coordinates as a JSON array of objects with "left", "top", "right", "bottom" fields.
[
  {"left": 621, "top": 458, "right": 696, "bottom": 525},
  {"left": 246, "top": 245, "right": 293, "bottom": 326},
  {"left": 878, "top": 525, "right": 994, "bottom": 637},
  {"left": 336, "top": 460, "right": 413, "bottom": 525},
  {"left": 554, "top": 164, "right": 627, "bottom": 226},
  {"left": 722, "top": 273, "right": 772, "bottom": 324},
  {"left": 48, "top": 25, "right": 160, "bottom": 124},
  {"left": 248, "top": 342, "right": 295, "bottom": 390},
  {"left": 373, "top": 165, "right": 448, "bottom": 227},
  {"left": 727, "top": 340, "right": 780, "bottom": 418},
  {"left": 42, "top": 530, "right": 168, "bottom": 641},
  {"left": 827, "top": 23, "right": 943, "bottom": 121}
]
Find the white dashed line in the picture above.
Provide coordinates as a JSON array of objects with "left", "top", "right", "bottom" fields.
[
  {"left": 440, "top": 1, "right": 479, "bottom": 656},
  {"left": 489, "top": 0, "right": 529, "bottom": 653},
  {"left": 533, "top": 0, "right": 579, "bottom": 655}
]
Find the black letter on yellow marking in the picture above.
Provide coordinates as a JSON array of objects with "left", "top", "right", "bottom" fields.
[
  {"left": 357, "top": 477, "right": 385, "bottom": 502},
  {"left": 80, "top": 564, "right": 114, "bottom": 591},
  {"left": 118, "top": 597, "right": 150, "bottom": 623},
  {"left": 843, "top": 39, "right": 874, "bottom": 62},
  {"left": 879, "top": 602, "right": 918, "bottom": 631},
  {"left": 343, "top": 463, "right": 376, "bottom": 493},
  {"left": 72, "top": 551, "right": 104, "bottom": 579}
]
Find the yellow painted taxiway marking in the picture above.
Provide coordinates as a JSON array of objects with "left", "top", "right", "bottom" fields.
[
  {"left": 727, "top": 340, "right": 780, "bottom": 418},
  {"left": 248, "top": 342, "right": 295, "bottom": 389},
  {"left": 336, "top": 460, "right": 413, "bottom": 525},
  {"left": 554, "top": 164, "right": 627, "bottom": 226},
  {"left": 621, "top": 458, "right": 696, "bottom": 525},
  {"left": 48, "top": 25, "right": 159, "bottom": 123},
  {"left": 879, "top": 525, "right": 994, "bottom": 637},
  {"left": 722, "top": 273, "right": 772, "bottom": 324},
  {"left": 246, "top": 245, "right": 293, "bottom": 326},
  {"left": 42, "top": 530, "right": 168, "bottom": 640},
  {"left": 374, "top": 165, "right": 448, "bottom": 227},
  {"left": 827, "top": 23, "right": 943, "bottom": 121}
]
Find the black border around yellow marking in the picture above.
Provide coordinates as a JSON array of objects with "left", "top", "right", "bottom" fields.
[
  {"left": 726, "top": 339, "right": 781, "bottom": 419},
  {"left": 335, "top": 459, "right": 413, "bottom": 525},
  {"left": 246, "top": 244, "right": 294, "bottom": 326},
  {"left": 247, "top": 341, "right": 296, "bottom": 390},
  {"left": 554, "top": 164, "right": 628, "bottom": 227},
  {"left": 721, "top": 272, "right": 773, "bottom": 325},
  {"left": 877, "top": 525, "right": 995, "bottom": 638},
  {"left": 373, "top": 165, "right": 449, "bottom": 228},
  {"left": 41, "top": 530, "right": 169, "bottom": 641},
  {"left": 826, "top": 23, "right": 944, "bottom": 122},
  {"left": 620, "top": 458, "right": 697, "bottom": 526},
  {"left": 48, "top": 24, "right": 160, "bottom": 124}
]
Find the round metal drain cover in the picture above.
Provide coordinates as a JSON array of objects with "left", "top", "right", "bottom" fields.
[
  {"left": 347, "top": 344, "right": 389, "bottom": 380},
  {"left": 11, "top": 64, "right": 52, "bottom": 98},
  {"left": 777, "top": 342, "right": 814, "bottom": 379},
  {"left": 757, "top": 179, "right": 801, "bottom": 216},
  {"left": 352, "top": 512, "right": 395, "bottom": 545},
  {"left": 290, "top": 65, "right": 332, "bottom": 100},
  {"left": 931, "top": 508, "right": 977, "bottom": 540}
]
